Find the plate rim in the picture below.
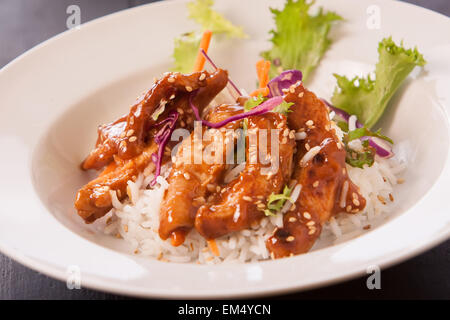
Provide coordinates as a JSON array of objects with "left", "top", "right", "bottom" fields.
[{"left": 1, "top": 0, "right": 450, "bottom": 298}]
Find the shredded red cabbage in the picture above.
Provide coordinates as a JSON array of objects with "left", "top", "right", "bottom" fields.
[
  {"left": 189, "top": 92, "right": 283, "bottom": 129},
  {"left": 321, "top": 99, "right": 393, "bottom": 158},
  {"left": 150, "top": 110, "right": 179, "bottom": 186},
  {"left": 267, "top": 70, "right": 303, "bottom": 97},
  {"left": 200, "top": 49, "right": 242, "bottom": 98}
]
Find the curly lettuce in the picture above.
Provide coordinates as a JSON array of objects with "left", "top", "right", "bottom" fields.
[
  {"left": 261, "top": 0, "right": 342, "bottom": 81},
  {"left": 187, "top": 0, "right": 246, "bottom": 38},
  {"left": 173, "top": 0, "right": 247, "bottom": 72},
  {"left": 331, "top": 37, "right": 426, "bottom": 129},
  {"left": 173, "top": 32, "right": 202, "bottom": 73}
]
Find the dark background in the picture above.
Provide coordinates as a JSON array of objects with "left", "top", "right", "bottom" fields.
[{"left": 0, "top": 0, "right": 449, "bottom": 300}]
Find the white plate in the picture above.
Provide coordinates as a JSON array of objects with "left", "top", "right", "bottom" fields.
[{"left": 0, "top": 0, "right": 449, "bottom": 298}]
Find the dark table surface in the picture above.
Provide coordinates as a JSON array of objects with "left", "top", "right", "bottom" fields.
[{"left": 0, "top": 0, "right": 449, "bottom": 300}]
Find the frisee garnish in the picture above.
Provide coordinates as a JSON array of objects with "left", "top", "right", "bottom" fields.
[
  {"left": 263, "top": 185, "right": 293, "bottom": 216},
  {"left": 187, "top": 0, "right": 247, "bottom": 38},
  {"left": 261, "top": 0, "right": 342, "bottom": 81},
  {"left": 173, "top": 0, "right": 247, "bottom": 72},
  {"left": 331, "top": 37, "right": 426, "bottom": 128}
]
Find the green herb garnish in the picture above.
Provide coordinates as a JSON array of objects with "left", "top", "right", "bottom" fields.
[{"left": 261, "top": 0, "right": 342, "bottom": 81}]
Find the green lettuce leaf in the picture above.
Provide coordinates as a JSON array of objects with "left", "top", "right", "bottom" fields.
[
  {"left": 331, "top": 37, "right": 426, "bottom": 128},
  {"left": 261, "top": 0, "right": 342, "bottom": 81},
  {"left": 173, "top": 0, "right": 247, "bottom": 73},
  {"left": 187, "top": 0, "right": 247, "bottom": 38},
  {"left": 173, "top": 32, "right": 202, "bottom": 74}
]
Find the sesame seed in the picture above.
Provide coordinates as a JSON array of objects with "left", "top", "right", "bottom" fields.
[
  {"left": 185, "top": 86, "right": 193, "bottom": 92},
  {"left": 281, "top": 137, "right": 288, "bottom": 144},
  {"left": 126, "top": 129, "right": 134, "bottom": 137},
  {"left": 306, "top": 221, "right": 315, "bottom": 226},
  {"left": 288, "top": 217, "right": 297, "bottom": 222},
  {"left": 377, "top": 195, "right": 386, "bottom": 205},
  {"left": 306, "top": 120, "right": 314, "bottom": 126},
  {"left": 129, "top": 117, "right": 134, "bottom": 125},
  {"left": 277, "top": 122, "right": 284, "bottom": 129},
  {"left": 243, "top": 196, "right": 252, "bottom": 202},
  {"left": 346, "top": 205, "right": 352, "bottom": 212},
  {"left": 170, "top": 94, "right": 175, "bottom": 100},
  {"left": 206, "top": 184, "right": 215, "bottom": 192},
  {"left": 193, "top": 196, "right": 206, "bottom": 204},
  {"left": 289, "top": 130, "right": 295, "bottom": 139},
  {"left": 289, "top": 86, "right": 295, "bottom": 93},
  {"left": 129, "top": 136, "right": 137, "bottom": 142},
  {"left": 183, "top": 173, "right": 190, "bottom": 180},
  {"left": 282, "top": 88, "right": 289, "bottom": 94},
  {"left": 177, "top": 108, "right": 184, "bottom": 114},
  {"left": 286, "top": 236, "right": 295, "bottom": 242},
  {"left": 313, "top": 181, "right": 319, "bottom": 188},
  {"left": 352, "top": 192, "right": 357, "bottom": 199},
  {"left": 168, "top": 77, "right": 175, "bottom": 83},
  {"left": 353, "top": 198, "right": 360, "bottom": 206},
  {"left": 303, "top": 212, "right": 311, "bottom": 219},
  {"left": 283, "top": 128, "right": 289, "bottom": 136},
  {"left": 257, "top": 203, "right": 266, "bottom": 209},
  {"left": 289, "top": 204, "right": 296, "bottom": 211},
  {"left": 216, "top": 186, "right": 221, "bottom": 192},
  {"left": 298, "top": 92, "right": 304, "bottom": 98},
  {"left": 308, "top": 229, "right": 315, "bottom": 235},
  {"left": 305, "top": 143, "right": 310, "bottom": 151},
  {"left": 119, "top": 140, "right": 127, "bottom": 148},
  {"left": 199, "top": 73, "right": 206, "bottom": 81},
  {"left": 120, "top": 131, "right": 126, "bottom": 138},
  {"left": 257, "top": 195, "right": 264, "bottom": 200}
]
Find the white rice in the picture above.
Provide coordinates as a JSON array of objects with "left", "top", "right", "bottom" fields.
[{"left": 101, "top": 119, "right": 405, "bottom": 264}]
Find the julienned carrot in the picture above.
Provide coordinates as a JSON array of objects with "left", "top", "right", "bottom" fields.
[
  {"left": 193, "top": 30, "right": 213, "bottom": 72},
  {"left": 250, "top": 87, "right": 269, "bottom": 97},
  {"left": 256, "top": 59, "right": 271, "bottom": 88},
  {"left": 250, "top": 59, "right": 271, "bottom": 96},
  {"left": 207, "top": 239, "right": 220, "bottom": 257}
]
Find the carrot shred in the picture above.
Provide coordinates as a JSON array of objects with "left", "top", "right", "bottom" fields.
[
  {"left": 207, "top": 239, "right": 220, "bottom": 257},
  {"left": 250, "top": 87, "right": 269, "bottom": 97},
  {"left": 250, "top": 59, "right": 271, "bottom": 97},
  {"left": 193, "top": 30, "right": 213, "bottom": 72}
]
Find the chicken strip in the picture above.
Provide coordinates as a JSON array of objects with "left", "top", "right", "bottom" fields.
[
  {"left": 75, "top": 142, "right": 158, "bottom": 223},
  {"left": 159, "top": 104, "right": 243, "bottom": 246},
  {"left": 75, "top": 70, "right": 228, "bottom": 223},
  {"left": 195, "top": 112, "right": 295, "bottom": 239},
  {"left": 266, "top": 82, "right": 366, "bottom": 258},
  {"left": 82, "top": 69, "right": 228, "bottom": 170}
]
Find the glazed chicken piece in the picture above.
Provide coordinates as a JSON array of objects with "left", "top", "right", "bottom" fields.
[
  {"left": 266, "top": 83, "right": 366, "bottom": 258},
  {"left": 75, "top": 142, "right": 158, "bottom": 223},
  {"left": 159, "top": 104, "right": 244, "bottom": 246},
  {"left": 195, "top": 112, "right": 295, "bottom": 239},
  {"left": 75, "top": 70, "right": 228, "bottom": 223},
  {"left": 82, "top": 69, "right": 228, "bottom": 170}
]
